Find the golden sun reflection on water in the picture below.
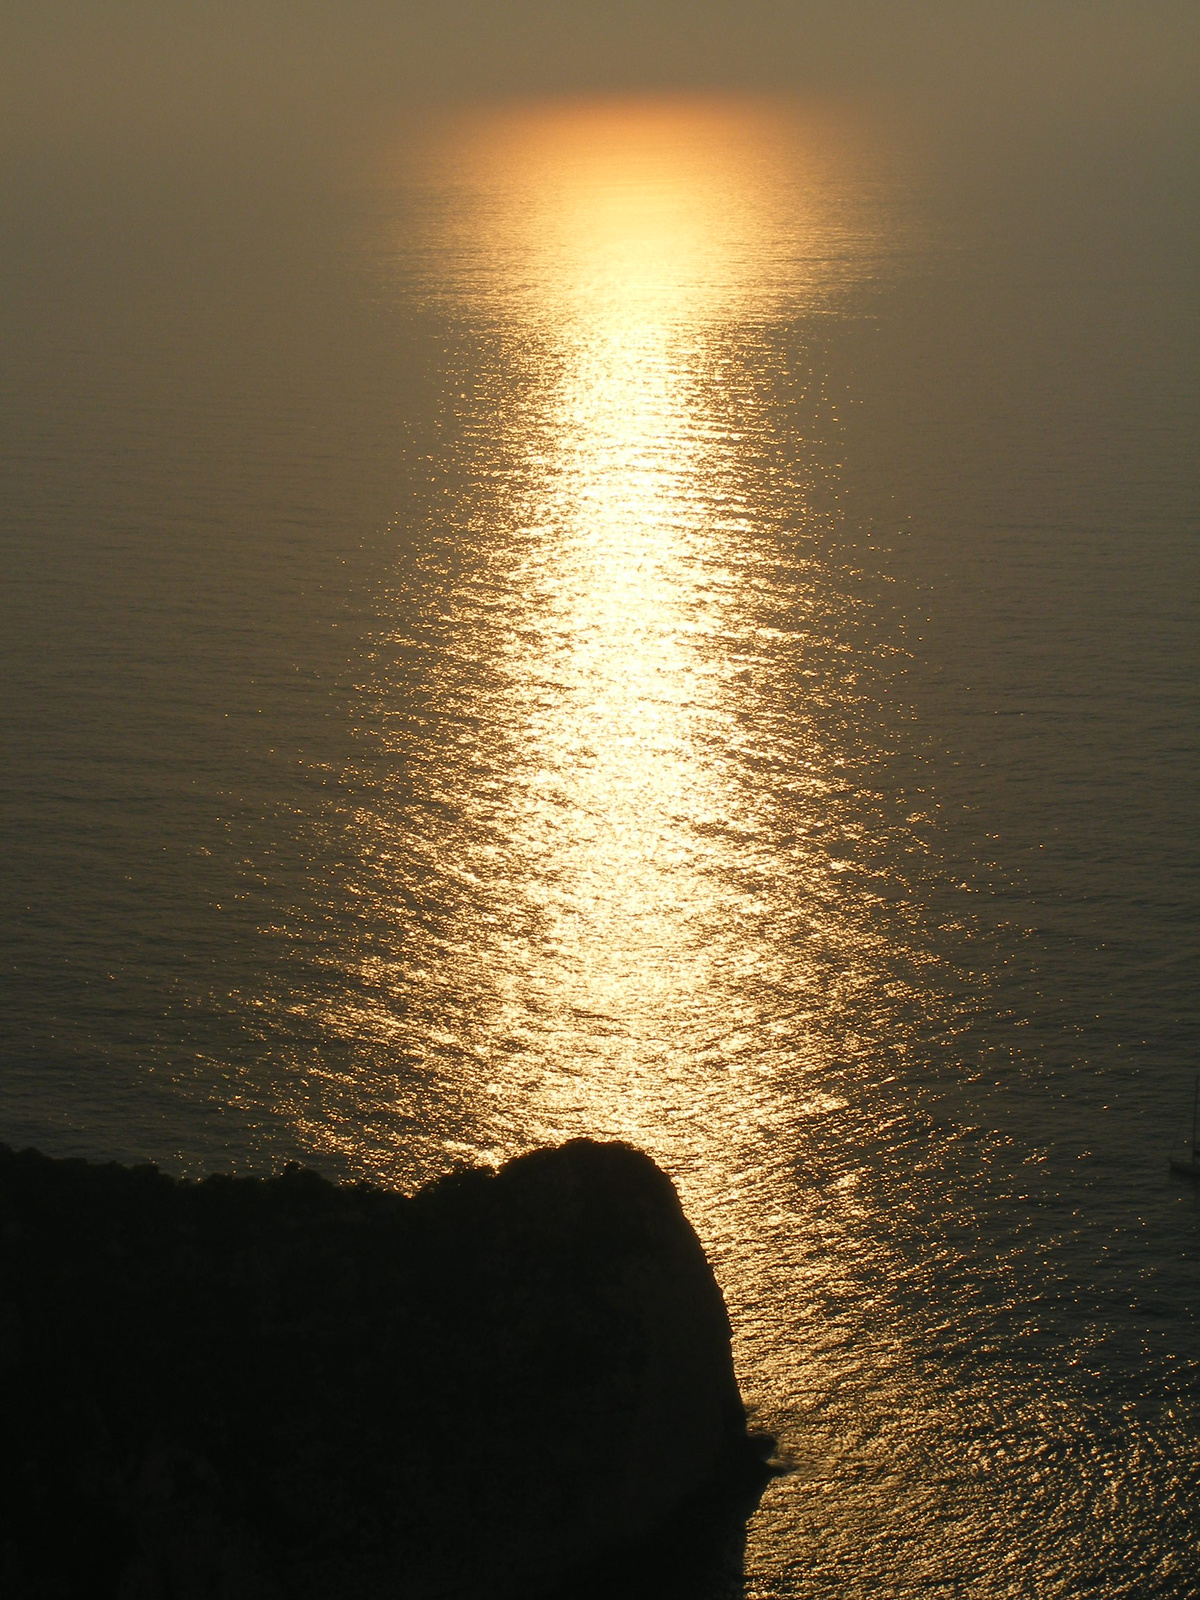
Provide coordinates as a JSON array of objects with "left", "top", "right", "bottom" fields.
[
  {"left": 280, "top": 100, "right": 940, "bottom": 1268},
  {"left": 351, "top": 98, "right": 917, "bottom": 1191}
]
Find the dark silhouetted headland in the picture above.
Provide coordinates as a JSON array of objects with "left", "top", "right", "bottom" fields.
[{"left": 0, "top": 1139, "right": 771, "bottom": 1598}]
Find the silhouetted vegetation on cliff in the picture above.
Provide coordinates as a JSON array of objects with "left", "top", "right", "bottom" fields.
[{"left": 0, "top": 1139, "right": 767, "bottom": 1599}]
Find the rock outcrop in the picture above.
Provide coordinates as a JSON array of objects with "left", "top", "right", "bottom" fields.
[{"left": 0, "top": 1138, "right": 763, "bottom": 1598}]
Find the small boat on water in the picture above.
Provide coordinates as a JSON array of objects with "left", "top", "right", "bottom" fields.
[{"left": 1169, "top": 1073, "right": 1200, "bottom": 1179}]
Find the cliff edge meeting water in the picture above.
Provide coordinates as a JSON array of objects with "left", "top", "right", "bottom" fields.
[{"left": 1, "top": 4, "right": 1198, "bottom": 1596}]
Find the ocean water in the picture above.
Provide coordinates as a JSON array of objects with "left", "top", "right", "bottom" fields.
[{"left": 2, "top": 92, "right": 1199, "bottom": 1596}]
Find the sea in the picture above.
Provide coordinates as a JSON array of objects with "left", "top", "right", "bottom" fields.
[{"left": 1, "top": 86, "right": 1198, "bottom": 1597}]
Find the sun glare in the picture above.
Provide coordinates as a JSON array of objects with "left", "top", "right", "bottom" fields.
[
  {"left": 321, "top": 95, "right": 915, "bottom": 1195},
  {"left": 389, "top": 95, "right": 887, "bottom": 327},
  {"left": 346, "top": 98, "right": 876, "bottom": 1162}
]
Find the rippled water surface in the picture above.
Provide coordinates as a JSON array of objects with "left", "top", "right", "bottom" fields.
[{"left": 2, "top": 94, "right": 1199, "bottom": 1595}]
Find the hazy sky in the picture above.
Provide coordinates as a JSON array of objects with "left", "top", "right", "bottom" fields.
[{"left": 5, "top": 2, "right": 1199, "bottom": 159}]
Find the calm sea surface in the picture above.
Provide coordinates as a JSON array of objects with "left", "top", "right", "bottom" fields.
[{"left": 2, "top": 94, "right": 1199, "bottom": 1595}]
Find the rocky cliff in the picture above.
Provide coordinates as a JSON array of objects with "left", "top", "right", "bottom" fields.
[{"left": 0, "top": 1138, "right": 764, "bottom": 1598}]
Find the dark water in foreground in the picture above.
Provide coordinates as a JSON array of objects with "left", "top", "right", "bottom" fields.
[{"left": 2, "top": 96, "right": 1199, "bottom": 1595}]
